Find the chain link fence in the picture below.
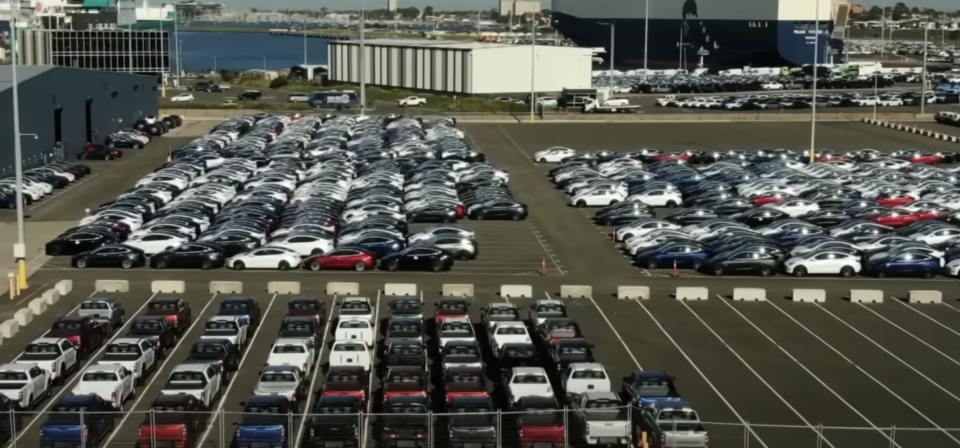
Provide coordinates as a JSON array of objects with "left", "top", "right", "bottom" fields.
[{"left": 9, "top": 408, "right": 958, "bottom": 448}]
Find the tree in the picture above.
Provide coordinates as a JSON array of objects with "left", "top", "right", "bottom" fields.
[
  {"left": 250, "top": 7, "right": 257, "bottom": 13},
  {"left": 423, "top": 6, "right": 434, "bottom": 17}
]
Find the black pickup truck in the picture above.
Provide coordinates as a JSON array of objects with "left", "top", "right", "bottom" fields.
[
  {"left": 379, "top": 396, "right": 430, "bottom": 448},
  {"left": 126, "top": 316, "right": 177, "bottom": 357},
  {"left": 184, "top": 340, "right": 240, "bottom": 383},
  {"left": 305, "top": 395, "right": 361, "bottom": 448},
  {"left": 448, "top": 396, "right": 497, "bottom": 448}
]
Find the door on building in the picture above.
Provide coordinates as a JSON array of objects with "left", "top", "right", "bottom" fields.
[
  {"left": 84, "top": 99, "right": 93, "bottom": 143},
  {"left": 53, "top": 107, "right": 63, "bottom": 160}
]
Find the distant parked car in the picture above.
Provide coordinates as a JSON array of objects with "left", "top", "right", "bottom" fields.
[
  {"left": 238, "top": 90, "right": 262, "bottom": 101},
  {"left": 171, "top": 93, "right": 194, "bottom": 102},
  {"left": 288, "top": 94, "right": 310, "bottom": 103}
]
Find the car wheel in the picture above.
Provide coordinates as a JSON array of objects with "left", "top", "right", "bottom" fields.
[
  {"left": 692, "top": 260, "right": 703, "bottom": 270},
  {"left": 75, "top": 258, "right": 88, "bottom": 269},
  {"left": 875, "top": 271, "right": 886, "bottom": 278},
  {"left": 576, "top": 200, "right": 586, "bottom": 208},
  {"left": 839, "top": 266, "right": 855, "bottom": 278},
  {"left": 105, "top": 155, "right": 112, "bottom": 160},
  {"left": 474, "top": 214, "right": 484, "bottom": 221},
  {"left": 309, "top": 261, "right": 322, "bottom": 271},
  {"left": 133, "top": 143, "right": 141, "bottom": 149},
  {"left": 759, "top": 266, "right": 773, "bottom": 277},
  {"left": 538, "top": 158, "right": 546, "bottom": 163},
  {"left": 201, "top": 260, "right": 213, "bottom": 270},
  {"left": 386, "top": 260, "right": 399, "bottom": 272},
  {"left": 622, "top": 234, "right": 633, "bottom": 242},
  {"left": 609, "top": 200, "right": 619, "bottom": 206},
  {"left": 713, "top": 265, "right": 725, "bottom": 276},
  {"left": 922, "top": 270, "right": 934, "bottom": 279},
  {"left": 78, "top": 153, "right": 86, "bottom": 160},
  {"left": 354, "top": 262, "right": 366, "bottom": 272},
  {"left": 154, "top": 259, "right": 168, "bottom": 269},
  {"left": 49, "top": 247, "right": 61, "bottom": 256},
  {"left": 278, "top": 261, "right": 291, "bottom": 271},
  {"left": 511, "top": 213, "right": 523, "bottom": 221},
  {"left": 121, "top": 259, "right": 133, "bottom": 269},
  {"left": 431, "top": 261, "right": 443, "bottom": 272},
  {"left": 455, "top": 251, "right": 471, "bottom": 261},
  {"left": 793, "top": 266, "right": 807, "bottom": 277},
  {"left": 310, "top": 248, "right": 324, "bottom": 256},
  {"left": 233, "top": 261, "right": 245, "bottom": 271},
  {"left": 645, "top": 259, "right": 658, "bottom": 270},
  {"left": 666, "top": 201, "right": 678, "bottom": 208},
  {"left": 107, "top": 142, "right": 115, "bottom": 148}
]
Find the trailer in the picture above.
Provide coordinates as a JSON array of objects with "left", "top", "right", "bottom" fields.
[{"left": 582, "top": 98, "right": 641, "bottom": 113}]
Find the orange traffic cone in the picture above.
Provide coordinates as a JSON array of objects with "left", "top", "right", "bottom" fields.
[
  {"left": 672, "top": 259, "right": 679, "bottom": 278},
  {"left": 541, "top": 258, "right": 547, "bottom": 276}
]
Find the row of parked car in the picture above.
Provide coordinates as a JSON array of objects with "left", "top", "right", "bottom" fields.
[
  {"left": 935, "top": 111, "right": 960, "bottom": 128},
  {"left": 543, "top": 146, "right": 960, "bottom": 278},
  {"left": 0, "top": 161, "right": 91, "bottom": 209},
  {"left": 45, "top": 113, "right": 528, "bottom": 272},
  {"left": 654, "top": 90, "right": 948, "bottom": 111}
]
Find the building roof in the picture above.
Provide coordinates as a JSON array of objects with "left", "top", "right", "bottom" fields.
[
  {"left": 0, "top": 66, "right": 54, "bottom": 94},
  {"left": 332, "top": 38, "right": 575, "bottom": 51}
]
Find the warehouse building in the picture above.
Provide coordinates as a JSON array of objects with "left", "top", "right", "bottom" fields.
[
  {"left": 327, "top": 39, "right": 594, "bottom": 95},
  {"left": 0, "top": 66, "right": 159, "bottom": 171}
]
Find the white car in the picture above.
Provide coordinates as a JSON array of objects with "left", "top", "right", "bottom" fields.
[
  {"left": 200, "top": 316, "right": 249, "bottom": 348},
  {"left": 625, "top": 189, "right": 684, "bottom": 208},
  {"left": 73, "top": 364, "right": 136, "bottom": 410},
  {"left": 78, "top": 213, "right": 143, "bottom": 231},
  {"left": 171, "top": 93, "right": 195, "bottom": 102},
  {"left": 909, "top": 227, "right": 960, "bottom": 246},
  {"left": 530, "top": 300, "right": 568, "bottom": 327},
  {"left": 15, "top": 339, "right": 79, "bottom": 387},
  {"left": 329, "top": 342, "right": 372, "bottom": 372},
  {"left": 266, "top": 338, "right": 316, "bottom": 376},
  {"left": 783, "top": 251, "right": 862, "bottom": 277},
  {"left": 334, "top": 319, "right": 375, "bottom": 347},
  {"left": 943, "top": 258, "right": 960, "bottom": 277},
  {"left": 407, "top": 226, "right": 475, "bottom": 244},
  {"left": 761, "top": 82, "right": 784, "bottom": 90},
  {"left": 437, "top": 317, "right": 477, "bottom": 348},
  {"left": 763, "top": 198, "right": 820, "bottom": 217},
  {"left": 338, "top": 297, "right": 376, "bottom": 323},
  {"left": 124, "top": 232, "right": 191, "bottom": 256},
  {"left": 487, "top": 321, "right": 531, "bottom": 352},
  {"left": 397, "top": 96, "right": 427, "bottom": 107},
  {"left": 534, "top": 147, "right": 578, "bottom": 163},
  {"left": 505, "top": 367, "right": 553, "bottom": 403},
  {"left": 615, "top": 220, "right": 681, "bottom": 243},
  {"left": 790, "top": 240, "right": 860, "bottom": 256},
  {"left": 227, "top": 247, "right": 302, "bottom": 270},
  {"left": 162, "top": 364, "right": 222, "bottom": 408},
  {"left": 570, "top": 189, "right": 626, "bottom": 207},
  {"left": 266, "top": 234, "right": 335, "bottom": 258}
]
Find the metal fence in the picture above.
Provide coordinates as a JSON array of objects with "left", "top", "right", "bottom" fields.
[{"left": 9, "top": 408, "right": 958, "bottom": 448}]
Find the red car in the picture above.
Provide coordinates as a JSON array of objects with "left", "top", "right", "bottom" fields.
[
  {"left": 752, "top": 192, "right": 795, "bottom": 206},
  {"left": 876, "top": 193, "right": 916, "bottom": 207},
  {"left": 916, "top": 208, "right": 950, "bottom": 221},
  {"left": 908, "top": 153, "right": 944, "bottom": 165},
  {"left": 302, "top": 248, "right": 376, "bottom": 271},
  {"left": 817, "top": 153, "right": 851, "bottom": 162},
  {"left": 656, "top": 152, "right": 691, "bottom": 162},
  {"left": 286, "top": 297, "right": 325, "bottom": 324},
  {"left": 872, "top": 210, "right": 920, "bottom": 228}
]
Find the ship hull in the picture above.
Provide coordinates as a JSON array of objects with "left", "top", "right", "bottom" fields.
[{"left": 554, "top": 13, "right": 837, "bottom": 69}]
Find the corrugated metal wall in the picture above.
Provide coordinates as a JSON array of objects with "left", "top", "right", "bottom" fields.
[
  {"left": 0, "top": 67, "right": 158, "bottom": 174},
  {"left": 470, "top": 45, "right": 594, "bottom": 94},
  {"left": 328, "top": 41, "right": 470, "bottom": 94}
]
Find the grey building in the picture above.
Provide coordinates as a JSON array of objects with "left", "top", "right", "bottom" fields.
[{"left": 0, "top": 66, "right": 158, "bottom": 174}]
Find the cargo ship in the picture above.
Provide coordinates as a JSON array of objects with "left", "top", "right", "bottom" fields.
[{"left": 552, "top": 0, "right": 850, "bottom": 69}]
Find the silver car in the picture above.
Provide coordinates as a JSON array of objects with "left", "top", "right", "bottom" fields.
[
  {"left": 411, "top": 236, "right": 477, "bottom": 260},
  {"left": 253, "top": 365, "right": 306, "bottom": 410}
]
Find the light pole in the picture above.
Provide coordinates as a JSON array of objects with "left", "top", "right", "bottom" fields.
[
  {"left": 872, "top": 71, "right": 880, "bottom": 120},
  {"left": 642, "top": 0, "right": 649, "bottom": 81},
  {"left": 359, "top": 3, "right": 366, "bottom": 115},
  {"left": 920, "top": 25, "right": 928, "bottom": 115},
  {"left": 263, "top": 55, "right": 267, "bottom": 72},
  {"left": 597, "top": 22, "right": 614, "bottom": 88},
  {"left": 530, "top": 14, "right": 537, "bottom": 122},
  {"left": 9, "top": 1, "right": 34, "bottom": 290},
  {"left": 173, "top": 8, "right": 180, "bottom": 87},
  {"left": 809, "top": 0, "right": 820, "bottom": 163},
  {"left": 302, "top": 15, "right": 308, "bottom": 65}
]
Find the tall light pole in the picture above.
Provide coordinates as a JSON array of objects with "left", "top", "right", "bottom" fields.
[
  {"left": 173, "top": 8, "right": 180, "bottom": 87},
  {"left": 359, "top": 3, "right": 366, "bottom": 115},
  {"left": 598, "top": 22, "right": 614, "bottom": 88},
  {"left": 809, "top": 0, "right": 820, "bottom": 163},
  {"left": 530, "top": 14, "right": 536, "bottom": 122},
  {"left": 920, "top": 25, "right": 928, "bottom": 115},
  {"left": 872, "top": 71, "right": 880, "bottom": 120},
  {"left": 642, "top": 0, "right": 649, "bottom": 81},
  {"left": 10, "top": 0, "right": 30, "bottom": 290},
  {"left": 302, "top": 15, "right": 308, "bottom": 65}
]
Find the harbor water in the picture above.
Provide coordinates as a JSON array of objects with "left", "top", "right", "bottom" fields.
[{"left": 173, "top": 31, "right": 333, "bottom": 72}]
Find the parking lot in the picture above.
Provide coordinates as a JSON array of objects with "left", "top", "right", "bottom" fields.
[{"left": 5, "top": 119, "right": 960, "bottom": 448}]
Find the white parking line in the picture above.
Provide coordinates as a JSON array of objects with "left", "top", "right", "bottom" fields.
[
  {"left": 361, "top": 291, "right": 382, "bottom": 448},
  {"left": 528, "top": 223, "right": 564, "bottom": 275},
  {"left": 764, "top": 300, "right": 960, "bottom": 446},
  {"left": 493, "top": 126, "right": 538, "bottom": 164},
  {"left": 860, "top": 301, "right": 960, "bottom": 368},
  {"left": 630, "top": 298, "right": 770, "bottom": 448},
  {"left": 7, "top": 291, "right": 159, "bottom": 447},
  {"left": 293, "top": 295, "right": 339, "bottom": 448},
  {"left": 101, "top": 293, "right": 221, "bottom": 447},
  {"left": 713, "top": 295, "right": 900, "bottom": 447},
  {"left": 18, "top": 173, "right": 101, "bottom": 212},
  {"left": 570, "top": 292, "right": 643, "bottom": 369},
  {"left": 890, "top": 299, "right": 960, "bottom": 339},
  {"left": 194, "top": 293, "right": 280, "bottom": 447}
]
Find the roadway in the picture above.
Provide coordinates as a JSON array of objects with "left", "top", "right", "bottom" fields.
[{"left": 0, "top": 121, "right": 959, "bottom": 448}]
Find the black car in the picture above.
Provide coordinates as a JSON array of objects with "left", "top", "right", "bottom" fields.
[
  {"left": 78, "top": 144, "right": 123, "bottom": 160},
  {"left": 150, "top": 242, "right": 226, "bottom": 270},
  {"left": 804, "top": 209, "right": 852, "bottom": 227},
  {"left": 125, "top": 317, "right": 177, "bottom": 357},
  {"left": 380, "top": 247, "right": 454, "bottom": 272},
  {"left": 72, "top": 244, "right": 146, "bottom": 269},
  {"left": 278, "top": 316, "right": 321, "bottom": 346},
  {"left": 46, "top": 231, "right": 119, "bottom": 256},
  {"left": 185, "top": 339, "right": 241, "bottom": 382},
  {"left": 407, "top": 205, "right": 458, "bottom": 223},
  {"left": 104, "top": 133, "right": 145, "bottom": 149},
  {"left": 217, "top": 296, "right": 262, "bottom": 331},
  {"left": 664, "top": 208, "right": 720, "bottom": 226},
  {"left": 468, "top": 201, "right": 527, "bottom": 221},
  {"left": 731, "top": 208, "right": 790, "bottom": 228},
  {"left": 238, "top": 90, "right": 262, "bottom": 100},
  {"left": 701, "top": 249, "right": 781, "bottom": 276}
]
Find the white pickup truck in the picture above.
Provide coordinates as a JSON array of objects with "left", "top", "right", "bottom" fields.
[
  {"left": 570, "top": 391, "right": 631, "bottom": 446},
  {"left": 72, "top": 364, "right": 136, "bottom": 410},
  {"left": 0, "top": 363, "right": 52, "bottom": 409},
  {"left": 99, "top": 338, "right": 158, "bottom": 387},
  {"left": 338, "top": 297, "right": 375, "bottom": 323},
  {"left": 201, "top": 316, "right": 248, "bottom": 348},
  {"left": 398, "top": 96, "right": 427, "bottom": 107},
  {"left": 266, "top": 338, "right": 316, "bottom": 376},
  {"left": 334, "top": 319, "right": 375, "bottom": 347},
  {"left": 329, "top": 342, "right": 372, "bottom": 373},
  {"left": 15, "top": 338, "right": 79, "bottom": 386},
  {"left": 253, "top": 365, "right": 307, "bottom": 411},
  {"left": 162, "top": 364, "right": 223, "bottom": 408},
  {"left": 505, "top": 367, "right": 553, "bottom": 404}
]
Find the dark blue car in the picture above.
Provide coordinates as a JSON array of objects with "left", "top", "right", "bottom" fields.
[
  {"left": 633, "top": 243, "right": 711, "bottom": 270},
  {"left": 351, "top": 235, "right": 405, "bottom": 258},
  {"left": 864, "top": 252, "right": 940, "bottom": 278}
]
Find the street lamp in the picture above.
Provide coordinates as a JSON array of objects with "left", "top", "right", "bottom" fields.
[
  {"left": 359, "top": 2, "right": 366, "bottom": 115},
  {"left": 597, "top": 22, "right": 614, "bottom": 88},
  {"left": 530, "top": 14, "right": 537, "bottom": 122},
  {"left": 642, "top": 0, "right": 649, "bottom": 81},
  {"left": 872, "top": 70, "right": 881, "bottom": 120},
  {"left": 8, "top": 1, "right": 37, "bottom": 290},
  {"left": 809, "top": 0, "right": 820, "bottom": 163},
  {"left": 920, "top": 25, "right": 928, "bottom": 115},
  {"left": 302, "top": 15, "right": 308, "bottom": 65}
]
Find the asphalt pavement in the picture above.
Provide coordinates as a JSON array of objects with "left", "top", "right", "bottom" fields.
[{"left": 1, "top": 121, "right": 959, "bottom": 448}]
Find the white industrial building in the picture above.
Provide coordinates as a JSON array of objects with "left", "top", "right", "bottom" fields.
[{"left": 327, "top": 39, "right": 594, "bottom": 95}]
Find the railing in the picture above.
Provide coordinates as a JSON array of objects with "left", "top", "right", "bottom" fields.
[{"left": 10, "top": 407, "right": 958, "bottom": 448}]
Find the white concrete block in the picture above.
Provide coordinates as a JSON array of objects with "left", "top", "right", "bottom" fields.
[
  {"left": 0, "top": 319, "right": 18, "bottom": 338},
  {"left": 14, "top": 308, "right": 33, "bottom": 326},
  {"left": 733, "top": 288, "right": 767, "bottom": 302},
  {"left": 151, "top": 280, "right": 186, "bottom": 294},
  {"left": 500, "top": 284, "right": 533, "bottom": 299},
  {"left": 95, "top": 279, "right": 129, "bottom": 293},
  {"left": 559, "top": 285, "right": 593, "bottom": 299},
  {"left": 42, "top": 289, "right": 60, "bottom": 305},
  {"left": 384, "top": 283, "right": 417, "bottom": 296},
  {"left": 267, "top": 281, "right": 301, "bottom": 295},
  {"left": 792, "top": 289, "right": 826, "bottom": 303},
  {"left": 56, "top": 279, "right": 73, "bottom": 296},
  {"left": 908, "top": 290, "right": 942, "bottom": 304},
  {"left": 441, "top": 284, "right": 474, "bottom": 297},
  {"left": 326, "top": 282, "right": 359, "bottom": 296},
  {"left": 675, "top": 287, "right": 708, "bottom": 301},
  {"left": 208, "top": 281, "right": 243, "bottom": 294},
  {"left": 617, "top": 286, "right": 650, "bottom": 300},
  {"left": 849, "top": 290, "right": 883, "bottom": 304},
  {"left": 28, "top": 298, "right": 47, "bottom": 315}
]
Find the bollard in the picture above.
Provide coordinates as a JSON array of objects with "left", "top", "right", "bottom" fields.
[{"left": 7, "top": 272, "right": 15, "bottom": 298}]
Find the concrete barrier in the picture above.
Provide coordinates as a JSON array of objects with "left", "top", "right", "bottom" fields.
[
  {"left": 617, "top": 286, "right": 650, "bottom": 300},
  {"left": 42, "top": 289, "right": 60, "bottom": 305},
  {"left": 209, "top": 281, "right": 243, "bottom": 294},
  {"left": 908, "top": 290, "right": 942, "bottom": 304},
  {"left": 28, "top": 298, "right": 47, "bottom": 315},
  {"left": 0, "top": 320, "right": 18, "bottom": 338},
  {"left": 95, "top": 279, "right": 130, "bottom": 293},
  {"left": 326, "top": 282, "right": 359, "bottom": 296},
  {"left": 733, "top": 288, "right": 766, "bottom": 302},
  {"left": 56, "top": 279, "right": 73, "bottom": 296},
  {"left": 675, "top": 287, "right": 708, "bottom": 301},
  {"left": 384, "top": 284, "right": 417, "bottom": 296},
  {"left": 559, "top": 285, "right": 592, "bottom": 299},
  {"left": 14, "top": 309, "right": 33, "bottom": 326},
  {"left": 267, "top": 281, "right": 302, "bottom": 295},
  {"left": 849, "top": 290, "right": 883, "bottom": 304},
  {"left": 441, "top": 284, "right": 475, "bottom": 297},
  {"left": 792, "top": 289, "right": 826, "bottom": 303},
  {"left": 500, "top": 285, "right": 533, "bottom": 299},
  {"left": 151, "top": 280, "right": 186, "bottom": 294}
]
